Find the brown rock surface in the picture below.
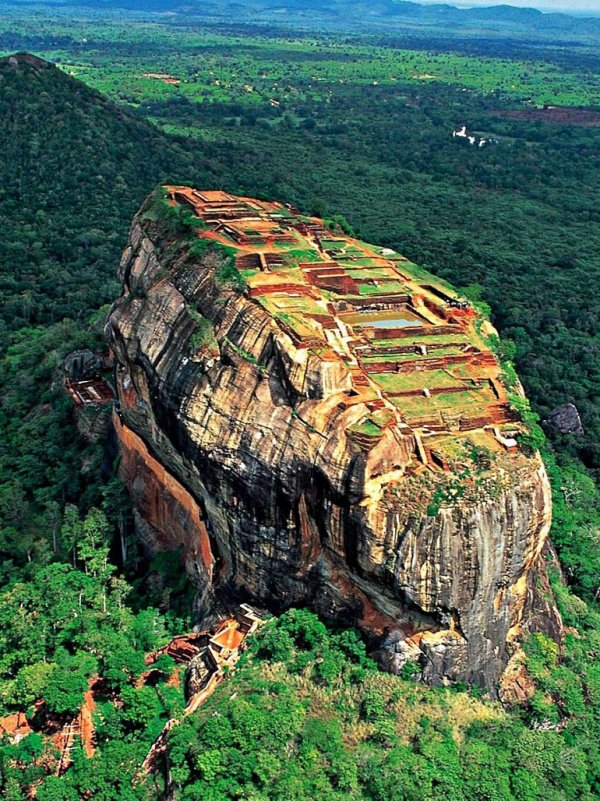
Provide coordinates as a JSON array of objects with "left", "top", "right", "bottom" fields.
[{"left": 107, "top": 188, "right": 562, "bottom": 693}]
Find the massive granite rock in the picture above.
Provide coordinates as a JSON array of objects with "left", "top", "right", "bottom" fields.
[{"left": 107, "top": 189, "right": 562, "bottom": 694}]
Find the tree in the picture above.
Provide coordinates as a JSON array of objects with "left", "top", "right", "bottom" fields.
[
  {"left": 44, "top": 650, "right": 96, "bottom": 716},
  {"left": 14, "top": 662, "right": 56, "bottom": 708},
  {"left": 101, "top": 478, "right": 131, "bottom": 566},
  {"left": 60, "top": 505, "right": 81, "bottom": 568},
  {"left": 36, "top": 776, "right": 81, "bottom": 801},
  {"left": 79, "top": 508, "right": 114, "bottom": 612},
  {"left": 98, "top": 631, "right": 145, "bottom": 692},
  {"left": 40, "top": 501, "right": 62, "bottom": 555},
  {"left": 119, "top": 685, "right": 163, "bottom": 734}
]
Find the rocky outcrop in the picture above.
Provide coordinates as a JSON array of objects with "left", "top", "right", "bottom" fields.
[
  {"left": 107, "top": 191, "right": 562, "bottom": 693},
  {"left": 64, "top": 350, "right": 106, "bottom": 382},
  {"left": 544, "top": 403, "right": 584, "bottom": 436}
]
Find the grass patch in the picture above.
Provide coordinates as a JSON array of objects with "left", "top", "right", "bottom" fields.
[
  {"left": 188, "top": 308, "right": 218, "bottom": 354},
  {"left": 348, "top": 418, "right": 384, "bottom": 438},
  {"left": 370, "top": 370, "right": 461, "bottom": 393},
  {"left": 357, "top": 280, "right": 406, "bottom": 296}
]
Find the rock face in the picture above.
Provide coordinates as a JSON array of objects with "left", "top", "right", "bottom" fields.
[
  {"left": 107, "top": 188, "right": 562, "bottom": 693},
  {"left": 544, "top": 403, "right": 584, "bottom": 436},
  {"left": 64, "top": 349, "right": 106, "bottom": 381}
]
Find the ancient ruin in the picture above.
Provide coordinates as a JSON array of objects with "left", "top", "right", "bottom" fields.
[
  {"left": 138, "top": 605, "right": 263, "bottom": 780},
  {"left": 107, "top": 187, "right": 562, "bottom": 694},
  {"left": 166, "top": 186, "right": 518, "bottom": 458},
  {"left": 0, "top": 607, "right": 262, "bottom": 789},
  {"left": 64, "top": 349, "right": 113, "bottom": 407}
]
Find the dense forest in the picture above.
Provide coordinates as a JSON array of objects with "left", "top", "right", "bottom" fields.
[
  {"left": 0, "top": 54, "right": 216, "bottom": 339},
  {"left": 0, "top": 52, "right": 218, "bottom": 570},
  {"left": 4, "top": 603, "right": 595, "bottom": 800},
  {"left": 0, "top": 55, "right": 206, "bottom": 798},
  {"left": 0, "top": 4, "right": 599, "bottom": 798}
]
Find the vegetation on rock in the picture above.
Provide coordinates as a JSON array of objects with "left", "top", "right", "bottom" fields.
[
  {"left": 160, "top": 608, "right": 600, "bottom": 801},
  {"left": 0, "top": 6, "right": 598, "bottom": 799}
]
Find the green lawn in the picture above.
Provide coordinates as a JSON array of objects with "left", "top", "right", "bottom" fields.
[
  {"left": 357, "top": 280, "right": 407, "bottom": 296},
  {"left": 348, "top": 418, "right": 384, "bottom": 437},
  {"left": 370, "top": 369, "right": 462, "bottom": 393},
  {"left": 362, "top": 346, "right": 467, "bottom": 363},
  {"left": 367, "top": 334, "right": 470, "bottom": 349}
]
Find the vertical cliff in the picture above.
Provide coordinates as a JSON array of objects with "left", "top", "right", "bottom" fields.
[{"left": 107, "top": 187, "right": 562, "bottom": 694}]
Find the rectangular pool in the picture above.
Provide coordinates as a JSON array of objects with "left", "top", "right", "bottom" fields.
[{"left": 340, "top": 309, "right": 423, "bottom": 329}]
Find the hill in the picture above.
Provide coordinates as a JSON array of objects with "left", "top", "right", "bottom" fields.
[
  {"left": 109, "top": 186, "right": 561, "bottom": 692},
  {"left": 49, "top": 0, "right": 600, "bottom": 38},
  {"left": 0, "top": 52, "right": 216, "bottom": 604},
  {"left": 0, "top": 52, "right": 214, "bottom": 340}
]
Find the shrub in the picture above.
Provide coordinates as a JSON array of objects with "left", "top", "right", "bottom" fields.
[
  {"left": 215, "top": 256, "right": 246, "bottom": 293},
  {"left": 188, "top": 309, "right": 217, "bottom": 354}
]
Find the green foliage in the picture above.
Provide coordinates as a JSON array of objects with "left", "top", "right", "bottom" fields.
[
  {"left": 0, "top": 321, "right": 104, "bottom": 555},
  {"left": 508, "top": 392, "right": 546, "bottom": 454},
  {"left": 129, "top": 550, "right": 195, "bottom": 634},
  {"left": 522, "top": 600, "right": 597, "bottom": 724},
  {"left": 44, "top": 650, "right": 96, "bottom": 716},
  {"left": 188, "top": 308, "right": 217, "bottom": 354},
  {"left": 545, "top": 453, "right": 600, "bottom": 601},
  {"left": 150, "top": 189, "right": 245, "bottom": 295},
  {"left": 325, "top": 214, "right": 355, "bottom": 237},
  {"left": 215, "top": 255, "right": 246, "bottom": 293},
  {"left": 0, "top": 57, "right": 207, "bottom": 342},
  {"left": 99, "top": 630, "right": 147, "bottom": 692},
  {"left": 165, "top": 609, "right": 600, "bottom": 801},
  {"left": 152, "top": 188, "right": 207, "bottom": 235},
  {"left": 461, "top": 284, "right": 492, "bottom": 321},
  {"left": 255, "top": 608, "right": 378, "bottom": 685},
  {"left": 0, "top": 539, "right": 179, "bottom": 796},
  {"left": 0, "top": 64, "right": 193, "bottom": 796}
]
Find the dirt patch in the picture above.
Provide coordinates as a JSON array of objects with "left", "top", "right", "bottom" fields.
[{"left": 494, "top": 106, "right": 600, "bottom": 127}]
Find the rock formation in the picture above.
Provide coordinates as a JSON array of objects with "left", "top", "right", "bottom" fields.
[
  {"left": 107, "top": 187, "right": 562, "bottom": 693},
  {"left": 544, "top": 403, "right": 584, "bottom": 436}
]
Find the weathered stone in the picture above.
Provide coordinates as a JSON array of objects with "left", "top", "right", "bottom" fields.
[
  {"left": 107, "top": 194, "right": 562, "bottom": 694},
  {"left": 64, "top": 349, "right": 103, "bottom": 381},
  {"left": 544, "top": 403, "right": 584, "bottom": 435}
]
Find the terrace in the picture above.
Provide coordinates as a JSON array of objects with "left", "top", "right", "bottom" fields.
[
  {"left": 164, "top": 186, "right": 522, "bottom": 469},
  {"left": 339, "top": 309, "right": 425, "bottom": 329},
  {"left": 65, "top": 376, "right": 113, "bottom": 406},
  {"left": 301, "top": 262, "right": 360, "bottom": 295}
]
